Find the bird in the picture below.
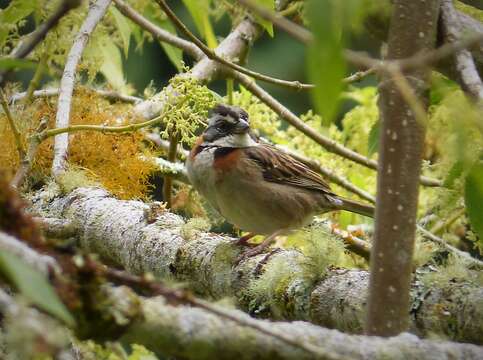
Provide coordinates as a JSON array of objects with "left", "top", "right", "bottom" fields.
[{"left": 186, "top": 104, "right": 374, "bottom": 260}]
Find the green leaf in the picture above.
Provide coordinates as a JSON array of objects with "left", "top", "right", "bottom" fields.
[
  {"left": 0, "top": 0, "right": 36, "bottom": 23},
  {"left": 0, "top": 251, "right": 75, "bottom": 326},
  {"left": 109, "top": 6, "right": 132, "bottom": 57},
  {"left": 0, "top": 0, "right": 37, "bottom": 48},
  {"left": 465, "top": 162, "right": 483, "bottom": 246},
  {"left": 181, "top": 0, "right": 217, "bottom": 48},
  {"left": 0, "top": 58, "right": 37, "bottom": 70},
  {"left": 444, "top": 161, "right": 465, "bottom": 188},
  {"left": 254, "top": 0, "right": 275, "bottom": 37},
  {"left": 306, "top": 0, "right": 366, "bottom": 122},
  {"left": 158, "top": 20, "right": 184, "bottom": 71},
  {"left": 99, "top": 41, "right": 128, "bottom": 92},
  {"left": 367, "top": 121, "right": 380, "bottom": 156}
]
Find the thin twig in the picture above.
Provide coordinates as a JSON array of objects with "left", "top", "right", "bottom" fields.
[
  {"left": 238, "top": 0, "right": 483, "bottom": 75},
  {"left": 24, "top": 53, "right": 48, "bottom": 104},
  {"left": 162, "top": 133, "right": 179, "bottom": 208},
  {"left": 0, "top": 0, "right": 80, "bottom": 86},
  {"left": 429, "top": 207, "right": 466, "bottom": 235},
  {"left": 231, "top": 70, "right": 442, "bottom": 187},
  {"left": 117, "top": 0, "right": 371, "bottom": 87},
  {"left": 154, "top": 0, "right": 315, "bottom": 91},
  {"left": 113, "top": 0, "right": 203, "bottom": 61},
  {"left": 102, "top": 264, "right": 346, "bottom": 360},
  {"left": 44, "top": 114, "right": 163, "bottom": 139},
  {"left": 0, "top": 89, "right": 25, "bottom": 160},
  {"left": 417, "top": 225, "right": 483, "bottom": 268},
  {"left": 52, "top": 0, "right": 112, "bottom": 178},
  {"left": 387, "top": 66, "right": 428, "bottom": 126},
  {"left": 10, "top": 87, "right": 142, "bottom": 105},
  {"left": 11, "top": 117, "right": 49, "bottom": 189},
  {"left": 259, "top": 138, "right": 376, "bottom": 203}
]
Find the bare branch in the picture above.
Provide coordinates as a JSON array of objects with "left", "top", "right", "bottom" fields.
[
  {"left": 258, "top": 138, "right": 376, "bottom": 203},
  {"left": 155, "top": 0, "right": 316, "bottom": 90},
  {"left": 10, "top": 87, "right": 142, "bottom": 104},
  {"left": 112, "top": 0, "right": 203, "bottom": 61},
  {"left": 52, "top": 0, "right": 112, "bottom": 178},
  {"left": 0, "top": 89, "right": 25, "bottom": 160},
  {"left": 441, "top": 0, "right": 483, "bottom": 104},
  {"left": 238, "top": 0, "right": 483, "bottom": 75},
  {"left": 231, "top": 70, "right": 442, "bottom": 187}
]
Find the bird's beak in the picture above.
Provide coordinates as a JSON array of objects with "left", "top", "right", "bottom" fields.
[{"left": 234, "top": 119, "right": 249, "bottom": 134}]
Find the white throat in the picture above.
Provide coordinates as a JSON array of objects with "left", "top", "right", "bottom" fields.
[{"left": 209, "top": 133, "right": 258, "bottom": 148}]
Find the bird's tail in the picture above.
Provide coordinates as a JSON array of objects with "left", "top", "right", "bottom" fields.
[{"left": 334, "top": 197, "right": 375, "bottom": 218}]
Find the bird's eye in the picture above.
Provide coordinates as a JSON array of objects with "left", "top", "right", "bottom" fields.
[{"left": 216, "top": 122, "right": 230, "bottom": 131}]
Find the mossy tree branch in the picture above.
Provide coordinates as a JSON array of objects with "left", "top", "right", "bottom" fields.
[{"left": 29, "top": 187, "right": 483, "bottom": 344}]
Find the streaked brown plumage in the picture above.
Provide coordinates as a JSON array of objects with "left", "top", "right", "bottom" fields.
[{"left": 186, "top": 104, "right": 374, "bottom": 258}]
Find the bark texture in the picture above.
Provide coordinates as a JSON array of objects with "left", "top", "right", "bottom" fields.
[
  {"left": 366, "top": 0, "right": 441, "bottom": 336},
  {"left": 29, "top": 187, "right": 483, "bottom": 344},
  {"left": 121, "top": 293, "right": 483, "bottom": 360}
]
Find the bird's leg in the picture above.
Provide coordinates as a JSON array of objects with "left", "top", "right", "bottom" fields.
[
  {"left": 235, "top": 230, "right": 283, "bottom": 264},
  {"left": 235, "top": 232, "right": 256, "bottom": 246}
]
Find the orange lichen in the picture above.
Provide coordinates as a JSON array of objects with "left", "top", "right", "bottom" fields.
[{"left": 0, "top": 87, "right": 157, "bottom": 200}]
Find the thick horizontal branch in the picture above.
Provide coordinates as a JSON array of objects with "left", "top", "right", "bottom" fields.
[
  {"left": 29, "top": 187, "right": 483, "bottom": 344},
  {"left": 121, "top": 294, "right": 483, "bottom": 360}
]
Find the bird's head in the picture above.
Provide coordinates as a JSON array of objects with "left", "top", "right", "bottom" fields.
[{"left": 202, "top": 104, "right": 254, "bottom": 147}]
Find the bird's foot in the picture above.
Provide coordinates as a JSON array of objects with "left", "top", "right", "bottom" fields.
[
  {"left": 235, "top": 242, "right": 273, "bottom": 265},
  {"left": 234, "top": 230, "right": 282, "bottom": 265}
]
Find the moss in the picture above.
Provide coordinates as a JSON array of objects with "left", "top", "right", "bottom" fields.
[
  {"left": 0, "top": 88, "right": 158, "bottom": 199},
  {"left": 293, "top": 225, "right": 356, "bottom": 286},
  {"left": 57, "top": 166, "right": 100, "bottom": 194},
  {"left": 455, "top": 1, "right": 483, "bottom": 23},
  {"left": 180, "top": 217, "right": 211, "bottom": 241},
  {"left": 413, "top": 237, "right": 438, "bottom": 268},
  {"left": 420, "top": 254, "right": 483, "bottom": 288},
  {"left": 247, "top": 255, "right": 299, "bottom": 318}
]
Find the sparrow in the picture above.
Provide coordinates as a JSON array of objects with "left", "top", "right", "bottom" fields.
[{"left": 186, "top": 104, "right": 374, "bottom": 259}]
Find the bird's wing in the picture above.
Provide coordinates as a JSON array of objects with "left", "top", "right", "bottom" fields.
[{"left": 244, "top": 144, "right": 334, "bottom": 195}]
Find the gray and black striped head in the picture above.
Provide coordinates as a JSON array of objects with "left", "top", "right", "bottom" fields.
[{"left": 202, "top": 104, "right": 251, "bottom": 143}]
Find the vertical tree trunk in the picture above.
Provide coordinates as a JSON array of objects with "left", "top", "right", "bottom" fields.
[{"left": 365, "top": 0, "right": 441, "bottom": 336}]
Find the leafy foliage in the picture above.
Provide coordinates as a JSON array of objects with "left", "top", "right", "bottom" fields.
[
  {"left": 465, "top": 162, "right": 483, "bottom": 250},
  {"left": 154, "top": 72, "right": 217, "bottom": 145}
]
